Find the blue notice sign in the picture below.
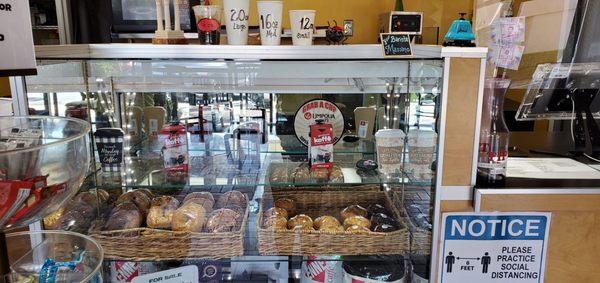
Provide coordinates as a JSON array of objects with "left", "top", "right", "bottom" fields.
[{"left": 439, "top": 212, "right": 551, "bottom": 283}]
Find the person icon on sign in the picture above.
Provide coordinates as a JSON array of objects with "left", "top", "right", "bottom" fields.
[
  {"left": 445, "top": 252, "right": 456, "bottom": 273},
  {"left": 481, "top": 252, "right": 491, "bottom": 273}
]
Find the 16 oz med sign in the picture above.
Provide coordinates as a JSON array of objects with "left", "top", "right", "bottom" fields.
[{"left": 0, "top": 0, "right": 36, "bottom": 76}]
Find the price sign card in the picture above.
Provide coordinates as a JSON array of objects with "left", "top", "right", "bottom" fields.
[
  {"left": 132, "top": 265, "right": 199, "bottom": 283},
  {"left": 439, "top": 212, "right": 551, "bottom": 283},
  {"left": 0, "top": 0, "right": 37, "bottom": 76},
  {"left": 380, "top": 33, "right": 412, "bottom": 57}
]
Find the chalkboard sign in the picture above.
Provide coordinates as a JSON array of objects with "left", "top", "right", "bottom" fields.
[{"left": 380, "top": 33, "right": 412, "bottom": 57}]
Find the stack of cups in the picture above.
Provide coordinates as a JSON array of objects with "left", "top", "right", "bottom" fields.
[
  {"left": 223, "top": 0, "right": 250, "bottom": 45},
  {"left": 289, "top": 10, "right": 316, "bottom": 46},
  {"left": 375, "top": 129, "right": 406, "bottom": 175},
  {"left": 407, "top": 130, "right": 437, "bottom": 182},
  {"left": 257, "top": 1, "right": 283, "bottom": 45}
]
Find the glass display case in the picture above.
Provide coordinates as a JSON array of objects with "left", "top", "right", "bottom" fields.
[{"left": 12, "top": 44, "right": 487, "bottom": 282}]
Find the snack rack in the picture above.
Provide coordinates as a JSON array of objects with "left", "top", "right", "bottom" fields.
[{"left": 9, "top": 44, "right": 487, "bottom": 281}]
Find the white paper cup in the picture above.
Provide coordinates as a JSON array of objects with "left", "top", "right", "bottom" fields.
[
  {"left": 223, "top": 0, "right": 250, "bottom": 45},
  {"left": 375, "top": 129, "right": 406, "bottom": 174},
  {"left": 407, "top": 130, "right": 437, "bottom": 166},
  {"left": 257, "top": 1, "right": 283, "bottom": 45},
  {"left": 289, "top": 10, "right": 316, "bottom": 46}
]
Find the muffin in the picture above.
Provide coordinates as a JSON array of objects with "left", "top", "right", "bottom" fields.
[
  {"left": 172, "top": 202, "right": 206, "bottom": 232},
  {"left": 184, "top": 197, "right": 214, "bottom": 213},
  {"left": 341, "top": 205, "right": 368, "bottom": 220},
  {"left": 216, "top": 191, "right": 246, "bottom": 208},
  {"left": 146, "top": 196, "right": 180, "bottom": 229},
  {"left": 274, "top": 198, "right": 296, "bottom": 216},
  {"left": 183, "top": 192, "right": 215, "bottom": 204},
  {"left": 287, "top": 214, "right": 313, "bottom": 230},
  {"left": 367, "top": 204, "right": 390, "bottom": 216},
  {"left": 343, "top": 216, "right": 371, "bottom": 230},
  {"left": 265, "top": 207, "right": 289, "bottom": 219},
  {"left": 319, "top": 224, "right": 344, "bottom": 233},
  {"left": 205, "top": 208, "right": 239, "bottom": 233},
  {"left": 263, "top": 215, "right": 288, "bottom": 230},
  {"left": 115, "top": 190, "right": 152, "bottom": 216},
  {"left": 105, "top": 203, "right": 143, "bottom": 230},
  {"left": 314, "top": 215, "right": 341, "bottom": 230},
  {"left": 346, "top": 225, "right": 371, "bottom": 234}
]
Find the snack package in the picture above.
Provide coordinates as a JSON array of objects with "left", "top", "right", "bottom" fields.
[
  {"left": 0, "top": 180, "right": 34, "bottom": 226},
  {"left": 309, "top": 121, "right": 334, "bottom": 170},
  {"left": 160, "top": 123, "right": 189, "bottom": 172}
]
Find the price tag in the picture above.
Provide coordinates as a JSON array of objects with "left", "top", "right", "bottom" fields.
[
  {"left": 380, "top": 33, "right": 412, "bottom": 57},
  {"left": 0, "top": 1, "right": 37, "bottom": 76}
]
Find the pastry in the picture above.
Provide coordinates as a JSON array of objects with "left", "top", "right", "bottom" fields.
[
  {"left": 205, "top": 208, "right": 239, "bottom": 233},
  {"left": 43, "top": 207, "right": 64, "bottom": 229},
  {"left": 329, "top": 166, "right": 344, "bottom": 183},
  {"left": 263, "top": 215, "right": 287, "bottom": 230},
  {"left": 223, "top": 205, "right": 244, "bottom": 219},
  {"left": 367, "top": 204, "right": 390, "bottom": 216},
  {"left": 314, "top": 215, "right": 341, "bottom": 230},
  {"left": 343, "top": 216, "right": 371, "bottom": 229},
  {"left": 274, "top": 198, "right": 296, "bottom": 216},
  {"left": 75, "top": 192, "right": 101, "bottom": 208},
  {"left": 341, "top": 205, "right": 368, "bottom": 220},
  {"left": 216, "top": 191, "right": 246, "bottom": 208},
  {"left": 312, "top": 168, "right": 330, "bottom": 182},
  {"left": 105, "top": 203, "right": 143, "bottom": 230},
  {"left": 147, "top": 196, "right": 180, "bottom": 229},
  {"left": 292, "top": 225, "right": 315, "bottom": 232},
  {"left": 287, "top": 214, "right": 313, "bottom": 230},
  {"left": 183, "top": 192, "right": 215, "bottom": 204},
  {"left": 55, "top": 202, "right": 95, "bottom": 233},
  {"left": 292, "top": 163, "right": 311, "bottom": 183},
  {"left": 184, "top": 197, "right": 214, "bottom": 213},
  {"left": 265, "top": 207, "right": 289, "bottom": 219},
  {"left": 136, "top": 189, "right": 154, "bottom": 200},
  {"left": 269, "top": 166, "right": 289, "bottom": 183},
  {"left": 373, "top": 223, "right": 398, "bottom": 233},
  {"left": 346, "top": 225, "right": 371, "bottom": 234},
  {"left": 115, "top": 190, "right": 151, "bottom": 216},
  {"left": 370, "top": 213, "right": 398, "bottom": 228},
  {"left": 319, "top": 224, "right": 344, "bottom": 233},
  {"left": 172, "top": 202, "right": 206, "bottom": 232}
]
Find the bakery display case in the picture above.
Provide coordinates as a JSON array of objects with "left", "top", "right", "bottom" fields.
[{"left": 11, "top": 44, "right": 487, "bottom": 282}]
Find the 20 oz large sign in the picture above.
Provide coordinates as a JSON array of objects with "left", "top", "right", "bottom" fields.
[{"left": 0, "top": 0, "right": 36, "bottom": 76}]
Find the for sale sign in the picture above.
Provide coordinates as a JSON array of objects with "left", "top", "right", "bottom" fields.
[
  {"left": 439, "top": 212, "right": 551, "bottom": 283},
  {"left": 0, "top": 0, "right": 36, "bottom": 76}
]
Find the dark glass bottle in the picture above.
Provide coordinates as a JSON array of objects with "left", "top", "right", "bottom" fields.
[{"left": 477, "top": 79, "right": 511, "bottom": 187}]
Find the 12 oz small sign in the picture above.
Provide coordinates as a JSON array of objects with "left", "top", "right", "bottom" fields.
[{"left": 380, "top": 33, "right": 412, "bottom": 57}]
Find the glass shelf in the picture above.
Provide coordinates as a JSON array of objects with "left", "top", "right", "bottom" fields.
[
  {"left": 131, "top": 132, "right": 376, "bottom": 156},
  {"left": 86, "top": 153, "right": 431, "bottom": 190}
]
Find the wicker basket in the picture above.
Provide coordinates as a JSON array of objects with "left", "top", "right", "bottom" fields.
[
  {"left": 393, "top": 189, "right": 432, "bottom": 255},
  {"left": 257, "top": 190, "right": 410, "bottom": 256},
  {"left": 90, "top": 195, "right": 248, "bottom": 261}
]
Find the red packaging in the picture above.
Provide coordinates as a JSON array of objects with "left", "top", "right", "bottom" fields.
[
  {"left": 109, "top": 261, "right": 160, "bottom": 283},
  {"left": 309, "top": 122, "right": 334, "bottom": 170},
  {"left": 160, "top": 123, "right": 189, "bottom": 172},
  {"left": 0, "top": 180, "right": 33, "bottom": 226},
  {"left": 301, "top": 256, "right": 343, "bottom": 283}
]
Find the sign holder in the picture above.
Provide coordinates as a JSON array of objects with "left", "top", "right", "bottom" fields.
[{"left": 0, "top": 0, "right": 37, "bottom": 76}]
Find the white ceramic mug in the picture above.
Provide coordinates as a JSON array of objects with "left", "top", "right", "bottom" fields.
[
  {"left": 257, "top": 1, "right": 283, "bottom": 45},
  {"left": 223, "top": 0, "right": 250, "bottom": 45},
  {"left": 289, "top": 10, "right": 316, "bottom": 46}
]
